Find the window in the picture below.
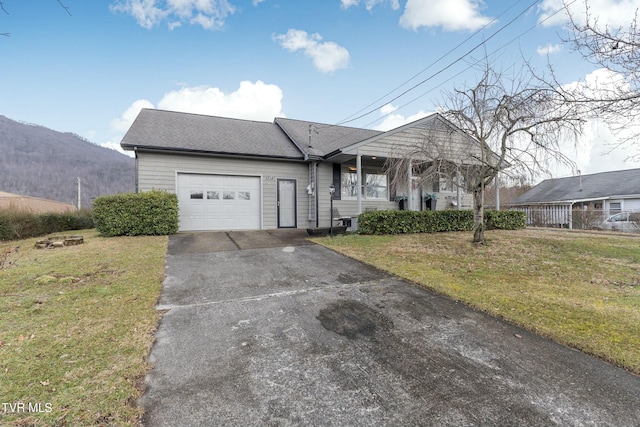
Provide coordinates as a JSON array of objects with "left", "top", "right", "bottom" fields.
[
  {"left": 439, "top": 173, "right": 464, "bottom": 192},
  {"left": 340, "top": 166, "right": 388, "bottom": 200},
  {"left": 610, "top": 202, "right": 622, "bottom": 215},
  {"left": 190, "top": 190, "right": 203, "bottom": 199},
  {"left": 223, "top": 191, "right": 235, "bottom": 200},
  {"left": 238, "top": 191, "right": 250, "bottom": 200},
  {"left": 207, "top": 191, "right": 219, "bottom": 200},
  {"left": 341, "top": 168, "right": 359, "bottom": 199},
  {"left": 365, "top": 173, "right": 388, "bottom": 199}
]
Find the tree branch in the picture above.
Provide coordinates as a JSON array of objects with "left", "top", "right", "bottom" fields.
[{"left": 57, "top": 0, "right": 71, "bottom": 16}]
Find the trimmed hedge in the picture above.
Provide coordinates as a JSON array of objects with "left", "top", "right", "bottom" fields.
[
  {"left": 0, "top": 209, "right": 94, "bottom": 241},
  {"left": 358, "top": 209, "right": 525, "bottom": 235},
  {"left": 92, "top": 190, "right": 178, "bottom": 237},
  {"left": 484, "top": 209, "right": 526, "bottom": 231}
]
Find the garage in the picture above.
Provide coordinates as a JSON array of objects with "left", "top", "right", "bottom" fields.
[{"left": 177, "top": 173, "right": 261, "bottom": 231}]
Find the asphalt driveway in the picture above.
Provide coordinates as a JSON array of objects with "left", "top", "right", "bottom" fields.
[{"left": 139, "top": 230, "right": 640, "bottom": 426}]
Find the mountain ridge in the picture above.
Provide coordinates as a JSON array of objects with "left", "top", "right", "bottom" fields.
[{"left": 0, "top": 115, "right": 135, "bottom": 208}]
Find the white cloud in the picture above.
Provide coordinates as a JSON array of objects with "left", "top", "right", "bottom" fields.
[
  {"left": 273, "top": 29, "right": 350, "bottom": 73},
  {"left": 110, "top": 99, "right": 155, "bottom": 133},
  {"left": 110, "top": 0, "right": 235, "bottom": 30},
  {"left": 111, "top": 81, "right": 283, "bottom": 134},
  {"left": 399, "top": 0, "right": 492, "bottom": 32},
  {"left": 106, "top": 81, "right": 283, "bottom": 156},
  {"left": 538, "top": 0, "right": 640, "bottom": 28},
  {"left": 562, "top": 67, "right": 630, "bottom": 102},
  {"left": 340, "top": 0, "right": 400, "bottom": 11},
  {"left": 552, "top": 68, "right": 640, "bottom": 175},
  {"left": 552, "top": 117, "right": 640, "bottom": 177},
  {"left": 341, "top": 0, "right": 359, "bottom": 8},
  {"left": 156, "top": 80, "right": 284, "bottom": 120},
  {"left": 379, "top": 103, "right": 399, "bottom": 115},
  {"left": 101, "top": 140, "right": 133, "bottom": 157},
  {"left": 373, "top": 104, "right": 431, "bottom": 131},
  {"left": 536, "top": 43, "right": 562, "bottom": 56}
]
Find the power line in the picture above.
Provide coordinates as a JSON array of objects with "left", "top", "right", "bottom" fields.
[
  {"left": 336, "top": 0, "right": 542, "bottom": 127},
  {"left": 336, "top": 0, "right": 533, "bottom": 126},
  {"left": 359, "top": 0, "right": 578, "bottom": 129},
  {"left": 310, "top": 0, "right": 577, "bottom": 148}
]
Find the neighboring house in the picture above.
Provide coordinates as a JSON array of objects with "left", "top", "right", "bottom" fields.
[
  {"left": 121, "top": 109, "right": 485, "bottom": 232},
  {"left": 511, "top": 168, "right": 640, "bottom": 229},
  {"left": 0, "top": 191, "right": 76, "bottom": 213}
]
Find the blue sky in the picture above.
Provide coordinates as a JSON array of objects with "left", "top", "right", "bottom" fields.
[{"left": 2, "top": 0, "right": 640, "bottom": 177}]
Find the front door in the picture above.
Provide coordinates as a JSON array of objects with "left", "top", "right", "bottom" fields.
[{"left": 277, "top": 179, "right": 297, "bottom": 228}]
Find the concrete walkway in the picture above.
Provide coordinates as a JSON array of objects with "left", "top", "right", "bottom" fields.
[{"left": 139, "top": 230, "right": 640, "bottom": 426}]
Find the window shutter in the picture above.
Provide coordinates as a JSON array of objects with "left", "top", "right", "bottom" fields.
[
  {"left": 388, "top": 169, "right": 396, "bottom": 201},
  {"left": 332, "top": 163, "right": 341, "bottom": 200}
]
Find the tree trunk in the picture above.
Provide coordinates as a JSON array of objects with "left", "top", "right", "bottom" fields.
[{"left": 472, "top": 183, "right": 485, "bottom": 245}]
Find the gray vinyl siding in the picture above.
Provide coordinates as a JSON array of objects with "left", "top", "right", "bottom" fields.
[
  {"left": 355, "top": 128, "right": 479, "bottom": 162},
  {"left": 342, "top": 120, "right": 484, "bottom": 166},
  {"left": 316, "top": 163, "right": 397, "bottom": 227},
  {"left": 137, "top": 151, "right": 310, "bottom": 229}
]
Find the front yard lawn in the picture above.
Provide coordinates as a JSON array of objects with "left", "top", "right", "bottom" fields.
[
  {"left": 317, "top": 229, "right": 640, "bottom": 375},
  {"left": 0, "top": 230, "right": 167, "bottom": 426}
]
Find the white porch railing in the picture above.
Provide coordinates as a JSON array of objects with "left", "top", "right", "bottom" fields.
[
  {"left": 511, "top": 206, "right": 612, "bottom": 230},
  {"left": 511, "top": 205, "right": 573, "bottom": 228}
]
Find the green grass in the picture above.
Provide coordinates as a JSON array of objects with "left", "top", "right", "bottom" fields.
[
  {"left": 0, "top": 230, "right": 167, "bottom": 426},
  {"left": 317, "top": 229, "right": 640, "bottom": 374}
]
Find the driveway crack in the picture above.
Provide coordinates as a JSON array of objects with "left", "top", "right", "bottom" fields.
[
  {"left": 226, "top": 232, "right": 242, "bottom": 250},
  {"left": 156, "top": 279, "right": 386, "bottom": 312}
]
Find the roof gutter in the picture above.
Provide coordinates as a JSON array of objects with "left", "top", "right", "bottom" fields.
[
  {"left": 120, "top": 144, "right": 305, "bottom": 162},
  {"left": 323, "top": 149, "right": 343, "bottom": 160}
]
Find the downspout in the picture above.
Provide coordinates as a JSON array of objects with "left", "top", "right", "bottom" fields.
[
  {"left": 315, "top": 162, "right": 319, "bottom": 227},
  {"left": 356, "top": 150, "right": 362, "bottom": 214},
  {"left": 406, "top": 160, "right": 412, "bottom": 211},
  {"left": 134, "top": 147, "right": 139, "bottom": 194}
]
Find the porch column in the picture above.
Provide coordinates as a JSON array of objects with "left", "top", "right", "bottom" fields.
[
  {"left": 456, "top": 169, "right": 461, "bottom": 210},
  {"left": 356, "top": 150, "right": 362, "bottom": 214},
  {"left": 495, "top": 174, "right": 500, "bottom": 211},
  {"left": 406, "top": 160, "right": 412, "bottom": 211}
]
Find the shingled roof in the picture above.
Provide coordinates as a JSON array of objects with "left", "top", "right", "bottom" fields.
[
  {"left": 274, "top": 117, "right": 382, "bottom": 158},
  {"left": 121, "top": 109, "right": 304, "bottom": 159},
  {"left": 120, "top": 109, "right": 383, "bottom": 160},
  {"left": 513, "top": 168, "right": 640, "bottom": 204}
]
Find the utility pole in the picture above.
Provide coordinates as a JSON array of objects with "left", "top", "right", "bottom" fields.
[{"left": 77, "top": 177, "right": 81, "bottom": 210}]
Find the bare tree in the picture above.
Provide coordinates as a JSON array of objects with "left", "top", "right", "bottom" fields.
[
  {"left": 386, "top": 61, "right": 584, "bottom": 244},
  {"left": 1, "top": 0, "right": 71, "bottom": 36},
  {"left": 559, "top": 0, "right": 640, "bottom": 150}
]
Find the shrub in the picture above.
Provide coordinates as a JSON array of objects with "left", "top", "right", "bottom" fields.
[
  {"left": 0, "top": 208, "right": 95, "bottom": 241},
  {"left": 484, "top": 210, "right": 526, "bottom": 230},
  {"left": 92, "top": 190, "right": 178, "bottom": 237},
  {"left": 358, "top": 209, "right": 525, "bottom": 235}
]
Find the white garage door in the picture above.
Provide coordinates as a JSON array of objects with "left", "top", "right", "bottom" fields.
[{"left": 177, "top": 173, "right": 261, "bottom": 231}]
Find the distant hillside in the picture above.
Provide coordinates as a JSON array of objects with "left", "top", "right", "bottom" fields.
[{"left": 0, "top": 115, "right": 134, "bottom": 208}]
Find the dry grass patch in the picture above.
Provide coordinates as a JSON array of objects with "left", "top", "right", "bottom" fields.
[
  {"left": 318, "top": 229, "right": 640, "bottom": 374},
  {"left": 0, "top": 230, "right": 167, "bottom": 426}
]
